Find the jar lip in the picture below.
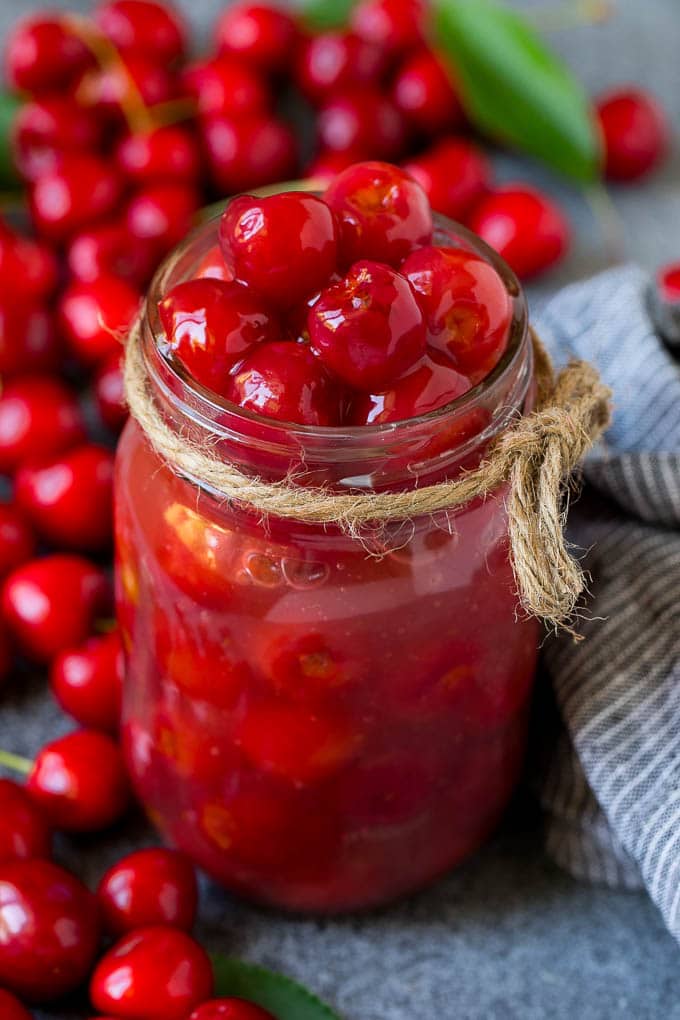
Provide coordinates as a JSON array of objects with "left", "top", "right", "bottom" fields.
[{"left": 144, "top": 189, "right": 529, "bottom": 445}]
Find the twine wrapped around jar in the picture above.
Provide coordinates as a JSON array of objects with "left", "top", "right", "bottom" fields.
[{"left": 124, "top": 314, "right": 612, "bottom": 638}]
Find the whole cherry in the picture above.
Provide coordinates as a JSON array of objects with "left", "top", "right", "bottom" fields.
[
  {"left": 29, "top": 154, "right": 122, "bottom": 244},
  {"left": 126, "top": 183, "right": 200, "bottom": 259},
  {"left": 90, "top": 925, "right": 214, "bottom": 1020},
  {"left": 201, "top": 114, "right": 297, "bottom": 195},
  {"left": 0, "top": 376, "right": 84, "bottom": 475},
  {"left": 468, "top": 184, "right": 570, "bottom": 280},
  {"left": 59, "top": 276, "right": 140, "bottom": 367},
  {"left": 67, "top": 221, "right": 158, "bottom": 287},
  {"left": 0, "top": 779, "right": 51, "bottom": 863},
  {"left": 391, "top": 48, "right": 465, "bottom": 136},
  {"left": 0, "top": 226, "right": 58, "bottom": 302},
  {"left": 95, "top": 0, "right": 187, "bottom": 65},
  {"left": 0, "top": 989, "right": 33, "bottom": 1020},
  {"left": 219, "top": 192, "right": 338, "bottom": 308},
  {"left": 4, "top": 15, "right": 91, "bottom": 92},
  {"left": 295, "top": 30, "right": 386, "bottom": 104},
  {"left": 94, "top": 353, "right": 127, "bottom": 432},
  {"left": 596, "top": 86, "right": 669, "bottom": 181},
  {"left": 404, "top": 137, "right": 491, "bottom": 221},
  {"left": 26, "top": 729, "right": 129, "bottom": 832},
  {"left": 116, "top": 126, "right": 201, "bottom": 186},
  {"left": 97, "top": 847, "right": 198, "bottom": 934},
  {"left": 0, "top": 504, "right": 35, "bottom": 579},
  {"left": 350, "top": 0, "right": 425, "bottom": 58},
  {"left": 229, "top": 342, "right": 341, "bottom": 426},
  {"left": 76, "top": 54, "right": 175, "bottom": 121},
  {"left": 215, "top": 3, "right": 298, "bottom": 74},
  {"left": 350, "top": 349, "right": 470, "bottom": 424},
  {"left": 12, "top": 95, "right": 101, "bottom": 182},
  {"left": 317, "top": 90, "right": 406, "bottom": 160},
  {"left": 182, "top": 57, "right": 270, "bottom": 118},
  {"left": 0, "top": 858, "right": 100, "bottom": 1003},
  {"left": 50, "top": 629, "right": 123, "bottom": 732},
  {"left": 2, "top": 554, "right": 110, "bottom": 662},
  {"left": 0, "top": 302, "right": 61, "bottom": 378},
  {"left": 190, "top": 1001, "right": 278, "bottom": 1020}
]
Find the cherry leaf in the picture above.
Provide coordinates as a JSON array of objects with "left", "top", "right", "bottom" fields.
[
  {"left": 299, "top": 0, "right": 355, "bottom": 30},
  {"left": 432, "top": 0, "right": 602, "bottom": 182},
  {"left": 212, "top": 956, "right": 342, "bottom": 1020},
  {"left": 0, "top": 93, "right": 20, "bottom": 187}
]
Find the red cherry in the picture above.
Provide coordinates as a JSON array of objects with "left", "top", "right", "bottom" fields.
[
  {"left": 350, "top": 0, "right": 425, "bottom": 58},
  {"left": 159, "top": 278, "right": 281, "bottom": 392},
  {"left": 116, "top": 126, "right": 200, "bottom": 185},
  {"left": 27, "top": 729, "right": 129, "bottom": 832},
  {"left": 658, "top": 261, "right": 680, "bottom": 303},
  {"left": 76, "top": 55, "right": 175, "bottom": 120},
  {"left": 190, "top": 1001, "right": 277, "bottom": 1020},
  {"left": 0, "top": 779, "right": 51, "bottom": 863},
  {"left": 317, "top": 90, "right": 406, "bottom": 160},
  {"left": 90, "top": 925, "right": 214, "bottom": 1020},
  {"left": 67, "top": 221, "right": 157, "bottom": 286},
  {"left": 350, "top": 349, "right": 470, "bottom": 424},
  {"left": 0, "top": 302, "right": 61, "bottom": 377},
  {"left": 295, "top": 30, "right": 386, "bottom": 104},
  {"left": 29, "top": 154, "right": 122, "bottom": 243},
  {"left": 194, "top": 244, "right": 234, "bottom": 282},
  {"left": 0, "top": 226, "right": 58, "bottom": 302},
  {"left": 4, "top": 15, "right": 91, "bottom": 93},
  {"left": 0, "top": 504, "right": 35, "bottom": 579},
  {"left": 12, "top": 95, "right": 101, "bottom": 182},
  {"left": 0, "top": 989, "right": 33, "bottom": 1020},
  {"left": 304, "top": 149, "right": 363, "bottom": 183},
  {"left": 126, "top": 184, "right": 200, "bottom": 259},
  {"left": 201, "top": 114, "right": 297, "bottom": 195},
  {"left": 95, "top": 0, "right": 187, "bottom": 65},
  {"left": 94, "top": 353, "right": 127, "bottom": 432},
  {"left": 325, "top": 160, "right": 432, "bottom": 266},
  {"left": 391, "top": 48, "right": 465, "bottom": 135},
  {"left": 0, "top": 376, "right": 84, "bottom": 475},
  {"left": 15, "top": 443, "right": 114, "bottom": 551},
  {"left": 468, "top": 184, "right": 570, "bottom": 280},
  {"left": 219, "top": 192, "right": 338, "bottom": 308},
  {"left": 402, "top": 245, "right": 512, "bottom": 382},
  {"left": 50, "top": 629, "right": 123, "bottom": 732},
  {"left": 404, "top": 137, "right": 491, "bottom": 221},
  {"left": 0, "top": 859, "right": 99, "bottom": 1003},
  {"left": 596, "top": 86, "right": 669, "bottom": 181},
  {"left": 182, "top": 57, "right": 270, "bottom": 118},
  {"left": 310, "top": 260, "right": 426, "bottom": 390},
  {"left": 215, "top": 3, "right": 298, "bottom": 74},
  {"left": 59, "top": 276, "right": 139, "bottom": 366},
  {"left": 2, "top": 554, "right": 110, "bottom": 663},
  {"left": 229, "top": 341, "right": 341, "bottom": 426},
  {"left": 97, "top": 848, "right": 197, "bottom": 935}
]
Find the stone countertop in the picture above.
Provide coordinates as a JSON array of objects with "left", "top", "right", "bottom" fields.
[{"left": 1, "top": 0, "right": 680, "bottom": 1017}]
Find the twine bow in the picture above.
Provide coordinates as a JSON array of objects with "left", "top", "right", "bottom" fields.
[{"left": 124, "top": 317, "right": 612, "bottom": 637}]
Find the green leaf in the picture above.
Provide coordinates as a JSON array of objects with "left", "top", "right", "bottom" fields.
[
  {"left": 0, "top": 92, "right": 20, "bottom": 187},
  {"left": 432, "top": 0, "right": 601, "bottom": 183},
  {"left": 212, "top": 955, "right": 343, "bottom": 1020},
  {"left": 298, "top": 0, "right": 355, "bottom": 30}
]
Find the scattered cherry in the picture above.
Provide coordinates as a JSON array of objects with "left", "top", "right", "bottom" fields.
[
  {"left": 0, "top": 224, "right": 58, "bottom": 302},
  {"left": 229, "top": 342, "right": 341, "bottom": 426},
  {"left": 201, "top": 114, "right": 297, "bottom": 195},
  {"left": 12, "top": 95, "right": 101, "bottom": 182},
  {"left": 404, "top": 137, "right": 491, "bottom": 221},
  {"left": 0, "top": 504, "right": 35, "bottom": 579},
  {"left": 94, "top": 352, "right": 128, "bottom": 432},
  {"left": 0, "top": 989, "right": 34, "bottom": 1020},
  {"left": 0, "top": 778, "right": 51, "bottom": 863},
  {"left": 4, "top": 14, "right": 91, "bottom": 93},
  {"left": 391, "top": 48, "right": 465, "bottom": 136},
  {"left": 116, "top": 125, "right": 201, "bottom": 185},
  {"left": 76, "top": 54, "right": 175, "bottom": 120},
  {"left": 67, "top": 220, "right": 157, "bottom": 287},
  {"left": 2, "top": 554, "right": 110, "bottom": 663},
  {"left": 29, "top": 154, "right": 122, "bottom": 243},
  {"left": 182, "top": 57, "right": 270, "bottom": 118},
  {"left": 95, "top": 0, "right": 187, "bottom": 65},
  {"left": 350, "top": 0, "right": 425, "bottom": 58},
  {"left": 0, "top": 858, "right": 100, "bottom": 1003},
  {"left": 215, "top": 3, "right": 298, "bottom": 74},
  {"left": 97, "top": 847, "right": 198, "bottom": 934},
  {"left": 50, "top": 629, "right": 123, "bottom": 732},
  {"left": 90, "top": 925, "right": 214, "bottom": 1020},
  {"left": 317, "top": 89, "right": 406, "bottom": 160},
  {"left": 305, "top": 148, "right": 363, "bottom": 183},
  {"left": 190, "top": 1001, "right": 278, "bottom": 1020},
  {"left": 126, "top": 183, "right": 200, "bottom": 259},
  {"left": 0, "top": 302, "right": 61, "bottom": 378},
  {"left": 59, "top": 275, "right": 140, "bottom": 366},
  {"left": 596, "top": 86, "right": 670, "bottom": 182},
  {"left": 0, "top": 376, "right": 84, "bottom": 475},
  {"left": 295, "top": 30, "right": 386, "bottom": 104}
]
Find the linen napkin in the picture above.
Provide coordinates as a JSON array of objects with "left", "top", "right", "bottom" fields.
[{"left": 534, "top": 263, "right": 680, "bottom": 939}]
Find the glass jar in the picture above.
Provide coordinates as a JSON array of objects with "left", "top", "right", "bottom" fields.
[{"left": 115, "top": 200, "right": 539, "bottom": 913}]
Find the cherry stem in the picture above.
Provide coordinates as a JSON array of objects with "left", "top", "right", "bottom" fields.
[
  {"left": 0, "top": 749, "right": 32, "bottom": 776},
  {"left": 586, "top": 181, "right": 627, "bottom": 266},
  {"left": 529, "top": 0, "right": 615, "bottom": 31},
  {"left": 146, "top": 98, "right": 198, "bottom": 128}
]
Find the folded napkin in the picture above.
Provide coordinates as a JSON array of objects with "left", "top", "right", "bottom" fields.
[{"left": 535, "top": 264, "right": 680, "bottom": 939}]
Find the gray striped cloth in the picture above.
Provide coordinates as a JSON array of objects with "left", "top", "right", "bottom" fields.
[{"left": 534, "top": 264, "right": 680, "bottom": 939}]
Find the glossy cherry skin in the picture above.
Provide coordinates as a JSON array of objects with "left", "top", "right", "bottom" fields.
[
  {"left": 219, "top": 192, "right": 338, "bottom": 308},
  {"left": 67, "top": 221, "right": 157, "bottom": 287},
  {"left": 0, "top": 302, "right": 61, "bottom": 377},
  {"left": 94, "top": 353, "right": 127, "bottom": 432},
  {"left": 159, "top": 278, "right": 281, "bottom": 393},
  {"left": 0, "top": 989, "right": 33, "bottom": 1020},
  {"left": 325, "top": 160, "right": 432, "bottom": 267},
  {"left": 215, "top": 3, "right": 298, "bottom": 73},
  {"left": 59, "top": 276, "right": 140, "bottom": 366},
  {"left": 0, "top": 504, "right": 35, "bottom": 579},
  {"left": 402, "top": 245, "right": 512, "bottom": 383},
  {"left": 391, "top": 48, "right": 465, "bottom": 135},
  {"left": 97, "top": 848, "right": 198, "bottom": 935},
  {"left": 350, "top": 0, "right": 425, "bottom": 58},
  {"left": 0, "top": 859, "right": 100, "bottom": 1003},
  {"left": 0, "top": 376, "right": 84, "bottom": 475},
  {"left": 12, "top": 95, "right": 101, "bottom": 182},
  {"left": 0, "top": 779, "right": 51, "bottom": 864},
  {"left": 27, "top": 729, "right": 129, "bottom": 832},
  {"left": 90, "top": 925, "right": 214, "bottom": 1020},
  {"left": 190, "top": 1001, "right": 277, "bottom": 1020},
  {"left": 229, "top": 341, "right": 341, "bottom": 426},
  {"left": 295, "top": 30, "right": 386, "bottom": 104},
  {"left": 182, "top": 57, "right": 270, "bottom": 118},
  {"left": 310, "top": 260, "right": 426, "bottom": 390},
  {"left": 15, "top": 443, "right": 114, "bottom": 551},
  {"left": 116, "top": 126, "right": 200, "bottom": 185},
  {"left": 468, "top": 185, "right": 570, "bottom": 280},
  {"left": 194, "top": 244, "right": 234, "bottom": 282},
  {"left": 4, "top": 15, "right": 91, "bottom": 92},
  {"left": 76, "top": 55, "right": 175, "bottom": 121},
  {"left": 50, "top": 629, "right": 123, "bottom": 732},
  {"left": 95, "top": 0, "right": 187, "bottom": 65},
  {"left": 201, "top": 114, "right": 297, "bottom": 195},
  {"left": 126, "top": 184, "right": 200, "bottom": 259},
  {"left": 30, "top": 154, "right": 122, "bottom": 244},
  {"left": 1, "top": 554, "right": 110, "bottom": 663},
  {"left": 351, "top": 349, "right": 470, "bottom": 424},
  {"left": 596, "top": 87, "right": 669, "bottom": 181},
  {"left": 317, "top": 90, "right": 406, "bottom": 160},
  {"left": 404, "top": 138, "right": 491, "bottom": 221},
  {"left": 0, "top": 226, "right": 57, "bottom": 302}
]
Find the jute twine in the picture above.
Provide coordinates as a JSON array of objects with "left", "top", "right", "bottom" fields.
[{"left": 124, "top": 315, "right": 612, "bottom": 636}]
